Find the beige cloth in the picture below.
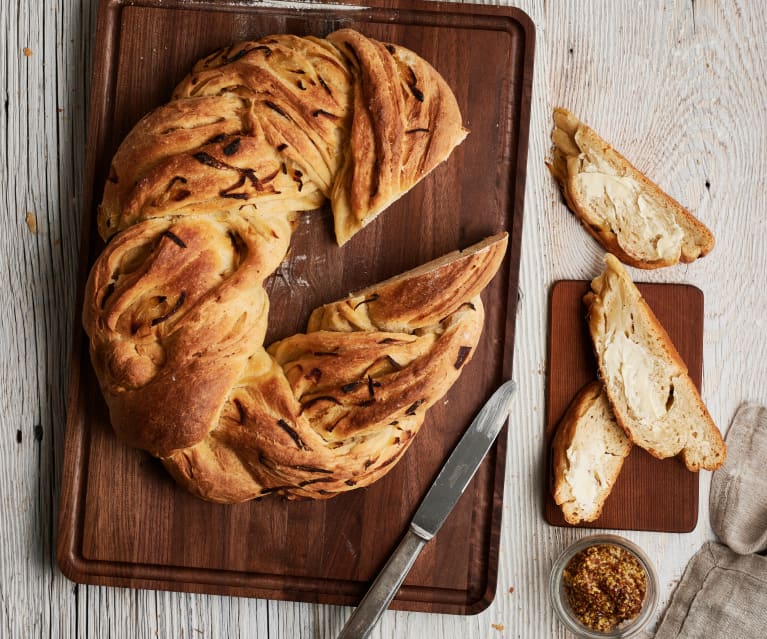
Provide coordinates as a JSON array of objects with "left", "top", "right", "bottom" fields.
[
  {"left": 654, "top": 543, "right": 767, "bottom": 639},
  {"left": 710, "top": 404, "right": 767, "bottom": 554},
  {"left": 655, "top": 404, "right": 767, "bottom": 639}
]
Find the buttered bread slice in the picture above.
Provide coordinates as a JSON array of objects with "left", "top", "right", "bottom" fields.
[
  {"left": 548, "top": 108, "right": 714, "bottom": 269},
  {"left": 585, "top": 254, "right": 725, "bottom": 471},
  {"left": 552, "top": 381, "right": 632, "bottom": 524}
]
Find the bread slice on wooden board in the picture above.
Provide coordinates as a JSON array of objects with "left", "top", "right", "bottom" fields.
[
  {"left": 547, "top": 107, "right": 714, "bottom": 269},
  {"left": 584, "top": 254, "right": 726, "bottom": 470},
  {"left": 552, "top": 381, "right": 632, "bottom": 524}
]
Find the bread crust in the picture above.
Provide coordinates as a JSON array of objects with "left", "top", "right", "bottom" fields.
[
  {"left": 83, "top": 31, "right": 493, "bottom": 502},
  {"left": 552, "top": 381, "right": 632, "bottom": 524},
  {"left": 160, "top": 234, "right": 505, "bottom": 501},
  {"left": 548, "top": 107, "right": 714, "bottom": 269},
  {"left": 100, "top": 31, "right": 468, "bottom": 247},
  {"left": 584, "top": 254, "right": 725, "bottom": 471}
]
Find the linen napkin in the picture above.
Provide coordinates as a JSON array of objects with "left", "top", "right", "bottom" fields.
[
  {"left": 653, "top": 542, "right": 767, "bottom": 638},
  {"left": 710, "top": 404, "right": 767, "bottom": 554},
  {"left": 654, "top": 404, "right": 767, "bottom": 639}
]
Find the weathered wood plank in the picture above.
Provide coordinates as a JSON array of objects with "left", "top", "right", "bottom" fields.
[
  {"left": 1, "top": 0, "right": 766, "bottom": 637},
  {"left": 1, "top": 0, "right": 96, "bottom": 636}
]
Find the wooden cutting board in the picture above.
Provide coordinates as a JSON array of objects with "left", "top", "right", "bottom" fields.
[
  {"left": 545, "top": 280, "right": 703, "bottom": 532},
  {"left": 57, "top": 0, "right": 535, "bottom": 614}
]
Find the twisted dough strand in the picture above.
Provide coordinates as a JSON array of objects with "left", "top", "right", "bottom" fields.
[{"left": 84, "top": 30, "right": 505, "bottom": 502}]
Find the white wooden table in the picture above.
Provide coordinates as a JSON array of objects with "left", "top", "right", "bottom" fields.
[{"left": 2, "top": 0, "right": 765, "bottom": 636}]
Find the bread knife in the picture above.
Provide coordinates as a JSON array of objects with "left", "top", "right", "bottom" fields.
[{"left": 337, "top": 379, "right": 517, "bottom": 639}]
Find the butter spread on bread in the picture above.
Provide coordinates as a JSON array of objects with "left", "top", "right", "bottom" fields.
[
  {"left": 552, "top": 381, "right": 632, "bottom": 524},
  {"left": 548, "top": 108, "right": 714, "bottom": 269},
  {"left": 584, "top": 254, "right": 725, "bottom": 471},
  {"left": 82, "top": 30, "right": 503, "bottom": 502}
]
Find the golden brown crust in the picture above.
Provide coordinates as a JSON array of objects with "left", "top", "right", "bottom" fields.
[
  {"left": 548, "top": 107, "right": 714, "bottom": 269},
  {"left": 307, "top": 233, "right": 507, "bottom": 333},
  {"left": 145, "top": 236, "right": 500, "bottom": 502},
  {"left": 326, "top": 30, "right": 468, "bottom": 244},
  {"left": 100, "top": 31, "right": 467, "bottom": 246},
  {"left": 551, "top": 381, "right": 632, "bottom": 524},
  {"left": 584, "top": 254, "right": 725, "bottom": 470},
  {"left": 83, "top": 31, "right": 490, "bottom": 502}
]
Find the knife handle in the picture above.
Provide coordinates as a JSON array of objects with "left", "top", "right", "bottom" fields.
[{"left": 337, "top": 527, "right": 428, "bottom": 639}]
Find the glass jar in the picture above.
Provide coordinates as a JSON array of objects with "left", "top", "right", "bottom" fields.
[{"left": 549, "top": 534, "right": 659, "bottom": 638}]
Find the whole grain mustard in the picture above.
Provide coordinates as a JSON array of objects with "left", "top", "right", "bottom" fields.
[{"left": 562, "top": 543, "right": 647, "bottom": 632}]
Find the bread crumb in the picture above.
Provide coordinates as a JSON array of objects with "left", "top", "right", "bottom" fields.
[
  {"left": 23, "top": 47, "right": 33, "bottom": 57},
  {"left": 25, "top": 212, "right": 37, "bottom": 234},
  {"left": 491, "top": 623, "right": 505, "bottom": 631},
  {"left": 508, "top": 586, "right": 515, "bottom": 594}
]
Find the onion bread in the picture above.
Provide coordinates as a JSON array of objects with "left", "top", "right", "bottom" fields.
[
  {"left": 161, "top": 233, "right": 507, "bottom": 502},
  {"left": 548, "top": 108, "right": 714, "bottom": 269},
  {"left": 83, "top": 31, "right": 495, "bottom": 502},
  {"left": 584, "top": 254, "right": 726, "bottom": 471},
  {"left": 99, "top": 31, "right": 468, "bottom": 247},
  {"left": 552, "top": 381, "right": 632, "bottom": 524}
]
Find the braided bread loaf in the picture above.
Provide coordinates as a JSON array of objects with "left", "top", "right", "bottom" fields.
[{"left": 83, "top": 29, "right": 507, "bottom": 502}]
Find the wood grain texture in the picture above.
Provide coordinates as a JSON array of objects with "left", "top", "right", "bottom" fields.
[{"left": 2, "top": 0, "right": 767, "bottom": 637}]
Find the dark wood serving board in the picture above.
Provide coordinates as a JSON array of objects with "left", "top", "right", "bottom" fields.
[
  {"left": 545, "top": 280, "right": 704, "bottom": 532},
  {"left": 57, "top": 0, "right": 535, "bottom": 614}
]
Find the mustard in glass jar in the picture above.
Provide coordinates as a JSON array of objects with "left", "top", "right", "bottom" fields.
[{"left": 550, "top": 534, "right": 659, "bottom": 638}]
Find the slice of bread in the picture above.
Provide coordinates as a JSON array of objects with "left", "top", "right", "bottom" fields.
[
  {"left": 584, "top": 254, "right": 726, "bottom": 471},
  {"left": 548, "top": 107, "right": 714, "bottom": 269},
  {"left": 552, "top": 381, "right": 632, "bottom": 524}
]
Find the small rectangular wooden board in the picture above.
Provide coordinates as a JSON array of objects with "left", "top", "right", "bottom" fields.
[
  {"left": 545, "top": 280, "right": 703, "bottom": 532},
  {"left": 57, "top": 0, "right": 535, "bottom": 615}
]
